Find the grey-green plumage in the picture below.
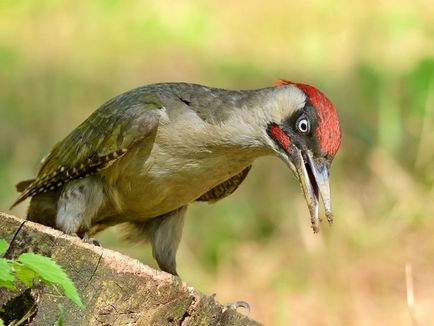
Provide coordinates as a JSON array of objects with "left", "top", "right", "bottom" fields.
[{"left": 12, "top": 82, "right": 315, "bottom": 275}]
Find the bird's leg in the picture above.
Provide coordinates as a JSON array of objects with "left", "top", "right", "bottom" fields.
[{"left": 148, "top": 206, "right": 187, "bottom": 276}]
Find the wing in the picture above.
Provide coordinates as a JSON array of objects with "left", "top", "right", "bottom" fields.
[
  {"left": 196, "top": 165, "right": 252, "bottom": 202},
  {"left": 12, "top": 91, "right": 163, "bottom": 208}
]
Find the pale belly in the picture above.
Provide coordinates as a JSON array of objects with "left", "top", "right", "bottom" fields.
[{"left": 111, "top": 147, "right": 255, "bottom": 221}]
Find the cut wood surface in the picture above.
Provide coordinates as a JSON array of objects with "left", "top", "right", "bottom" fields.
[{"left": 0, "top": 212, "right": 263, "bottom": 326}]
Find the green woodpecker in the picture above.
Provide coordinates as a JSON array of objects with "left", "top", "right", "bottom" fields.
[{"left": 11, "top": 80, "right": 342, "bottom": 275}]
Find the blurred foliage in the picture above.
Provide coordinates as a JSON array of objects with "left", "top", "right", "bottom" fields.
[{"left": 0, "top": 0, "right": 433, "bottom": 325}]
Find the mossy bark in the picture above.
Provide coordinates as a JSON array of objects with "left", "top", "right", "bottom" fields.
[{"left": 0, "top": 212, "right": 262, "bottom": 326}]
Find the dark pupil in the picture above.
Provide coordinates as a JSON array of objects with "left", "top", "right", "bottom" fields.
[{"left": 299, "top": 121, "right": 307, "bottom": 132}]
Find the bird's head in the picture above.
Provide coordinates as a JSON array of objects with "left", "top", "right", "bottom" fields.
[{"left": 264, "top": 79, "right": 342, "bottom": 232}]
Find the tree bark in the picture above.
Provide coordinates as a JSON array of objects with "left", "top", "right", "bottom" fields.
[{"left": 0, "top": 212, "right": 262, "bottom": 326}]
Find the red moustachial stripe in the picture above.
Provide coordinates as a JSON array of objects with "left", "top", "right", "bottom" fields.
[
  {"left": 274, "top": 79, "right": 341, "bottom": 157},
  {"left": 269, "top": 124, "right": 291, "bottom": 152}
]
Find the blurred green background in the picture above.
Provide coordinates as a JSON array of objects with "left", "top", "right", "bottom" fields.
[{"left": 1, "top": 0, "right": 433, "bottom": 324}]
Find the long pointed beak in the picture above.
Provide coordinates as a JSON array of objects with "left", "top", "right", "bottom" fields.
[{"left": 285, "top": 149, "right": 333, "bottom": 233}]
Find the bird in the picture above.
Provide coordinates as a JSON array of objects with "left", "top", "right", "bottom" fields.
[{"left": 11, "top": 79, "right": 342, "bottom": 276}]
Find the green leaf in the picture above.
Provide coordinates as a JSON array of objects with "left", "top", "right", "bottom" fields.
[
  {"left": 0, "top": 317, "right": 4, "bottom": 326},
  {"left": 0, "top": 239, "right": 8, "bottom": 256},
  {"left": 13, "top": 263, "right": 36, "bottom": 287},
  {"left": 18, "top": 253, "right": 84, "bottom": 308},
  {"left": 0, "top": 258, "right": 16, "bottom": 290},
  {"left": 0, "top": 278, "right": 16, "bottom": 291}
]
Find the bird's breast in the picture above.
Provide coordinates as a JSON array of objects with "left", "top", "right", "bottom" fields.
[{"left": 111, "top": 124, "right": 258, "bottom": 220}]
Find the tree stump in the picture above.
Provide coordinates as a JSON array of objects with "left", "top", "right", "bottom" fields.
[{"left": 0, "top": 212, "right": 262, "bottom": 326}]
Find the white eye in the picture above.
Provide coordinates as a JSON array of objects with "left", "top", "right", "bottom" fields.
[{"left": 296, "top": 117, "right": 310, "bottom": 134}]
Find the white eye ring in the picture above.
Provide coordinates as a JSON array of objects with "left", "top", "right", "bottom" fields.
[{"left": 297, "top": 117, "right": 310, "bottom": 134}]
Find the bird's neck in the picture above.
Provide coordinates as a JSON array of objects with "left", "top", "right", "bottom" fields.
[
  {"left": 214, "top": 86, "right": 303, "bottom": 154},
  {"left": 159, "top": 83, "right": 304, "bottom": 158}
]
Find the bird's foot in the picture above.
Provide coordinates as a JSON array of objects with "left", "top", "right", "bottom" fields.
[
  {"left": 210, "top": 293, "right": 250, "bottom": 316},
  {"left": 81, "top": 232, "right": 101, "bottom": 246},
  {"left": 223, "top": 300, "right": 250, "bottom": 315}
]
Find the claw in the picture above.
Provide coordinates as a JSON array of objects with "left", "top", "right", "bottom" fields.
[
  {"left": 224, "top": 300, "right": 250, "bottom": 316},
  {"left": 210, "top": 293, "right": 250, "bottom": 316},
  {"left": 326, "top": 211, "right": 334, "bottom": 224},
  {"left": 82, "top": 232, "right": 101, "bottom": 246}
]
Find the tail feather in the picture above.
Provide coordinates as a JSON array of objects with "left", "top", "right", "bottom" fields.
[
  {"left": 15, "top": 179, "right": 35, "bottom": 192},
  {"left": 10, "top": 179, "right": 36, "bottom": 209}
]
